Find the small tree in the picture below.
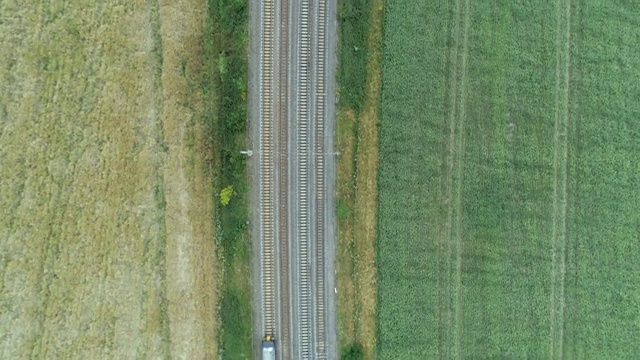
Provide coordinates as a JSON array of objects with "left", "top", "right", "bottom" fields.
[
  {"left": 220, "top": 185, "right": 234, "bottom": 206},
  {"left": 341, "top": 343, "right": 364, "bottom": 360}
]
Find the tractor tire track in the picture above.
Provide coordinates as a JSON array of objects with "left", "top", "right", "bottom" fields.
[
  {"left": 453, "top": 0, "right": 470, "bottom": 357},
  {"left": 440, "top": 0, "right": 470, "bottom": 357},
  {"left": 550, "top": 0, "right": 571, "bottom": 357},
  {"left": 438, "top": 0, "right": 460, "bottom": 352}
]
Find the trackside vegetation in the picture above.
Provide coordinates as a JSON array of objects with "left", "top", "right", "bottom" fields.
[
  {"left": 377, "top": 0, "right": 640, "bottom": 358},
  {"left": 204, "top": 0, "right": 252, "bottom": 357},
  {"left": 341, "top": 343, "right": 365, "bottom": 360},
  {"left": 336, "top": 0, "right": 383, "bottom": 358},
  {"left": 338, "top": 0, "right": 370, "bottom": 113}
]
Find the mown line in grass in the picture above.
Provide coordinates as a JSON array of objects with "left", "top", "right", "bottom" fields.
[
  {"left": 203, "top": 0, "right": 252, "bottom": 357},
  {"left": 550, "top": 0, "right": 571, "bottom": 357},
  {"left": 148, "top": 1, "right": 171, "bottom": 355},
  {"left": 438, "top": 0, "right": 470, "bottom": 356},
  {"left": 453, "top": 0, "right": 470, "bottom": 356}
]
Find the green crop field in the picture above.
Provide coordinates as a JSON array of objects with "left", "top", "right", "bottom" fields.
[{"left": 377, "top": 0, "right": 640, "bottom": 358}]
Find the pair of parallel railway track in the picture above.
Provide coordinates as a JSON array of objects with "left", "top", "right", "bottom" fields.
[{"left": 259, "top": 0, "right": 328, "bottom": 358}]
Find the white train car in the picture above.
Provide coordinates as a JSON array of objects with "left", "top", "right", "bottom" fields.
[{"left": 262, "top": 337, "right": 275, "bottom": 360}]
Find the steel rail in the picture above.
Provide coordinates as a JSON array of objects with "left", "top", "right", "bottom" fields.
[
  {"left": 260, "top": 0, "right": 277, "bottom": 340},
  {"left": 277, "top": 0, "right": 291, "bottom": 355},
  {"left": 313, "top": 0, "right": 328, "bottom": 357},
  {"left": 297, "top": 0, "right": 312, "bottom": 357}
]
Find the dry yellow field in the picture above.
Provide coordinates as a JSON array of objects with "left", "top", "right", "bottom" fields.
[{"left": 0, "top": 0, "right": 218, "bottom": 358}]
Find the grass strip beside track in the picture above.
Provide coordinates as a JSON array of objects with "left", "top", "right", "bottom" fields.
[
  {"left": 204, "top": 0, "right": 252, "bottom": 357},
  {"left": 336, "top": 0, "right": 383, "bottom": 358}
]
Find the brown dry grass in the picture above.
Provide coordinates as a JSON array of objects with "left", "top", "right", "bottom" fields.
[
  {"left": 0, "top": 0, "right": 218, "bottom": 358},
  {"left": 336, "top": 0, "right": 384, "bottom": 358},
  {"left": 336, "top": 109, "right": 357, "bottom": 347}
]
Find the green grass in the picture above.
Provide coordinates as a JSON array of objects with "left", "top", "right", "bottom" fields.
[
  {"left": 204, "top": 0, "right": 252, "bottom": 357},
  {"left": 341, "top": 343, "right": 365, "bottom": 360},
  {"left": 338, "top": 0, "right": 370, "bottom": 112},
  {"left": 377, "top": 0, "right": 640, "bottom": 358}
]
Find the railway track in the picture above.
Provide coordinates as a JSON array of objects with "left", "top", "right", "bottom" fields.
[
  {"left": 277, "top": 0, "right": 291, "bottom": 355},
  {"left": 258, "top": 0, "right": 331, "bottom": 357},
  {"left": 260, "top": 0, "right": 276, "bottom": 340},
  {"left": 313, "top": 0, "right": 328, "bottom": 357},
  {"left": 297, "top": 0, "right": 312, "bottom": 357},
  {"left": 297, "top": 0, "right": 329, "bottom": 357}
]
